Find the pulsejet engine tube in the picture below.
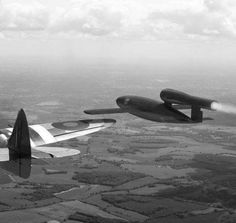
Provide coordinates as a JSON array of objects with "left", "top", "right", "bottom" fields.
[{"left": 160, "top": 89, "right": 217, "bottom": 110}]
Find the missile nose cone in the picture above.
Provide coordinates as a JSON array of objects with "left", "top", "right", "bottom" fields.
[
  {"left": 116, "top": 96, "right": 130, "bottom": 107},
  {"left": 116, "top": 97, "right": 124, "bottom": 106}
]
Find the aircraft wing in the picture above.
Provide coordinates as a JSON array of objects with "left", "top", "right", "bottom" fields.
[
  {"left": 84, "top": 108, "right": 126, "bottom": 115},
  {"left": 4, "top": 118, "right": 116, "bottom": 148},
  {"left": 31, "top": 147, "right": 80, "bottom": 158},
  {"left": 28, "top": 119, "right": 116, "bottom": 147},
  {"left": 0, "top": 147, "right": 77, "bottom": 160}
]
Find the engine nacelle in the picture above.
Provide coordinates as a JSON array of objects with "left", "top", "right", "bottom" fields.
[{"left": 160, "top": 88, "right": 217, "bottom": 110}]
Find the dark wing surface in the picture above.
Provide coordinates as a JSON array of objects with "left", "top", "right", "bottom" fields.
[{"left": 84, "top": 108, "right": 126, "bottom": 115}]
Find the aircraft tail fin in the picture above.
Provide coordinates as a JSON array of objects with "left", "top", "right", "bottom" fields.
[
  {"left": 4, "top": 109, "right": 32, "bottom": 178},
  {"left": 8, "top": 109, "right": 31, "bottom": 160}
]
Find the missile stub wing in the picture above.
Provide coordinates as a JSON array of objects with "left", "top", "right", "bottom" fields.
[{"left": 84, "top": 108, "right": 126, "bottom": 115}]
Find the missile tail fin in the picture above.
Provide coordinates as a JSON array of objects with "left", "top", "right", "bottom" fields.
[{"left": 191, "top": 106, "right": 203, "bottom": 122}]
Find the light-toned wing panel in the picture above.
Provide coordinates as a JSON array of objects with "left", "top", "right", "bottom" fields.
[
  {"left": 29, "top": 119, "right": 116, "bottom": 147},
  {"left": 32, "top": 147, "right": 80, "bottom": 158}
]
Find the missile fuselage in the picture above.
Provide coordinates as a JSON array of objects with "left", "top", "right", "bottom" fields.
[{"left": 116, "top": 96, "right": 192, "bottom": 123}]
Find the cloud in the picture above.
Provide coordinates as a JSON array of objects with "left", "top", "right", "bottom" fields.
[
  {"left": 0, "top": 2, "right": 49, "bottom": 31},
  {"left": 0, "top": 0, "right": 236, "bottom": 40},
  {"left": 49, "top": 3, "right": 123, "bottom": 36},
  {"left": 148, "top": 0, "right": 236, "bottom": 39},
  {"left": 204, "top": 0, "right": 231, "bottom": 12},
  {"left": 148, "top": 11, "right": 232, "bottom": 38}
]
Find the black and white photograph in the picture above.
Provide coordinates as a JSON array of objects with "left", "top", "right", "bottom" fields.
[{"left": 0, "top": 0, "right": 236, "bottom": 222}]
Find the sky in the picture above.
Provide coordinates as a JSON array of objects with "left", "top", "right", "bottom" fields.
[{"left": 0, "top": 0, "right": 236, "bottom": 69}]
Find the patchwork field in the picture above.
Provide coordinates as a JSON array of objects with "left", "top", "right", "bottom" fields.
[{"left": 0, "top": 119, "right": 236, "bottom": 223}]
